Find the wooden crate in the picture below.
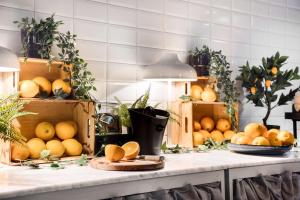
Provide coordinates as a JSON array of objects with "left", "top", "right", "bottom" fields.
[
  {"left": 170, "top": 77, "right": 239, "bottom": 147},
  {"left": 19, "top": 57, "right": 70, "bottom": 82},
  {"left": 0, "top": 99, "right": 95, "bottom": 165}
]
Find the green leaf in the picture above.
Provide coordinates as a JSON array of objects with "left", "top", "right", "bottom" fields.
[{"left": 75, "top": 154, "right": 88, "bottom": 166}]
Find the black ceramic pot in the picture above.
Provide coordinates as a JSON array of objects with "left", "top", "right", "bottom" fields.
[
  {"left": 188, "top": 54, "right": 210, "bottom": 76},
  {"left": 129, "top": 107, "right": 170, "bottom": 155},
  {"left": 94, "top": 133, "right": 133, "bottom": 156},
  {"left": 21, "top": 29, "right": 41, "bottom": 58}
]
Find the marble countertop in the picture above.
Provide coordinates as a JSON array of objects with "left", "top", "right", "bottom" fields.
[{"left": 1, "top": 149, "right": 300, "bottom": 199}]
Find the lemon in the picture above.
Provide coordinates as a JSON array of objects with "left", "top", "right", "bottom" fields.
[
  {"left": 105, "top": 144, "right": 125, "bottom": 162},
  {"left": 46, "top": 140, "right": 65, "bottom": 158},
  {"left": 122, "top": 141, "right": 140, "bottom": 160},
  {"left": 200, "top": 117, "right": 215, "bottom": 132},
  {"left": 244, "top": 123, "right": 267, "bottom": 138},
  {"left": 11, "top": 143, "right": 30, "bottom": 161},
  {"left": 216, "top": 118, "right": 231, "bottom": 132},
  {"left": 27, "top": 138, "right": 46, "bottom": 159},
  {"left": 62, "top": 139, "right": 82, "bottom": 156},
  {"left": 224, "top": 130, "right": 235, "bottom": 140},
  {"left": 19, "top": 80, "right": 39, "bottom": 98},
  {"left": 193, "top": 132, "right": 205, "bottom": 146},
  {"left": 277, "top": 131, "right": 294, "bottom": 146},
  {"left": 33, "top": 76, "right": 52, "bottom": 96},
  {"left": 35, "top": 122, "right": 55, "bottom": 141},
  {"left": 56, "top": 121, "right": 77, "bottom": 140},
  {"left": 193, "top": 121, "right": 201, "bottom": 131}
]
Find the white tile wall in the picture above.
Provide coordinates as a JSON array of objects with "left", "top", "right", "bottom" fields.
[{"left": 1, "top": 0, "right": 300, "bottom": 132}]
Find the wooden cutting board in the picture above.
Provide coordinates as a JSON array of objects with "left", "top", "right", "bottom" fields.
[{"left": 90, "top": 157, "right": 165, "bottom": 171}]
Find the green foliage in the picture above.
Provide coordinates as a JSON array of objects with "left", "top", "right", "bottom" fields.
[
  {"left": 191, "top": 46, "right": 238, "bottom": 130},
  {"left": 75, "top": 154, "right": 88, "bottom": 166},
  {"left": 55, "top": 31, "right": 96, "bottom": 100},
  {"left": 14, "top": 14, "right": 96, "bottom": 100},
  {"left": 14, "top": 14, "right": 63, "bottom": 61},
  {"left": 237, "top": 52, "right": 300, "bottom": 125},
  {"left": 0, "top": 94, "right": 35, "bottom": 142}
]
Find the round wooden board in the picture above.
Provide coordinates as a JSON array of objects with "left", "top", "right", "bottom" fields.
[{"left": 90, "top": 157, "right": 165, "bottom": 171}]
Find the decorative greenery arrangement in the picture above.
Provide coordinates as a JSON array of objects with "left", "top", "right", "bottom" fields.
[
  {"left": 14, "top": 14, "right": 63, "bottom": 61},
  {"left": 237, "top": 52, "right": 300, "bottom": 126},
  {"left": 56, "top": 31, "right": 96, "bottom": 100},
  {"left": 0, "top": 94, "right": 34, "bottom": 142},
  {"left": 189, "top": 46, "right": 239, "bottom": 130},
  {"left": 14, "top": 15, "right": 96, "bottom": 100}
]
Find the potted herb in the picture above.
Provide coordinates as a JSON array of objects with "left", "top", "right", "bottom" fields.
[
  {"left": 14, "top": 14, "right": 62, "bottom": 61},
  {"left": 189, "top": 45, "right": 210, "bottom": 76},
  {"left": 237, "top": 52, "right": 300, "bottom": 129},
  {"left": 0, "top": 94, "right": 34, "bottom": 142}
]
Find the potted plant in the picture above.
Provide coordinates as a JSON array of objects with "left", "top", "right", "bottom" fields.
[
  {"left": 189, "top": 45, "right": 210, "bottom": 76},
  {"left": 0, "top": 94, "right": 34, "bottom": 142},
  {"left": 14, "top": 14, "right": 62, "bottom": 61},
  {"left": 237, "top": 52, "right": 300, "bottom": 129}
]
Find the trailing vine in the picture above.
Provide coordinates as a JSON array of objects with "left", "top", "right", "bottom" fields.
[{"left": 209, "top": 48, "right": 238, "bottom": 131}]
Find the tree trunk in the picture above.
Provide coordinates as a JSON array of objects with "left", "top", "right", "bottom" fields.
[{"left": 263, "top": 103, "right": 271, "bottom": 126}]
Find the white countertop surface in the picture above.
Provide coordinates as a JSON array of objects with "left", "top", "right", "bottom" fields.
[{"left": 1, "top": 149, "right": 300, "bottom": 199}]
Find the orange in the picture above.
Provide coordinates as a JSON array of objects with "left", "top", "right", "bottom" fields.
[
  {"left": 193, "top": 132, "right": 205, "bottom": 146},
  {"left": 122, "top": 141, "right": 140, "bottom": 160},
  {"left": 27, "top": 138, "right": 46, "bottom": 159},
  {"left": 62, "top": 139, "right": 82, "bottom": 156},
  {"left": 224, "top": 130, "right": 235, "bottom": 140},
  {"left": 216, "top": 118, "right": 231, "bottom": 132},
  {"left": 200, "top": 117, "right": 215, "bottom": 132},
  {"left": 201, "top": 87, "right": 217, "bottom": 102},
  {"left": 250, "top": 87, "right": 256, "bottom": 95},
  {"left": 191, "top": 85, "right": 203, "bottom": 100},
  {"left": 277, "top": 131, "right": 294, "bottom": 146},
  {"left": 193, "top": 121, "right": 201, "bottom": 131},
  {"left": 52, "top": 79, "right": 72, "bottom": 96},
  {"left": 210, "top": 130, "right": 224, "bottom": 142},
  {"left": 265, "top": 80, "right": 271, "bottom": 88},
  {"left": 11, "top": 143, "right": 30, "bottom": 161},
  {"left": 271, "top": 67, "right": 278, "bottom": 75},
  {"left": 263, "top": 129, "right": 281, "bottom": 146},
  {"left": 244, "top": 123, "right": 267, "bottom": 138},
  {"left": 105, "top": 144, "right": 125, "bottom": 162},
  {"left": 33, "top": 76, "right": 52, "bottom": 96},
  {"left": 46, "top": 140, "right": 65, "bottom": 158},
  {"left": 235, "top": 135, "right": 252, "bottom": 145},
  {"left": 198, "top": 130, "right": 211, "bottom": 140},
  {"left": 251, "top": 136, "right": 270, "bottom": 146},
  {"left": 35, "top": 122, "right": 55, "bottom": 141},
  {"left": 56, "top": 121, "right": 77, "bottom": 140},
  {"left": 19, "top": 80, "right": 39, "bottom": 98}
]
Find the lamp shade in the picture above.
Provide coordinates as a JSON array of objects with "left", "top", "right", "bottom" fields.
[
  {"left": 143, "top": 53, "right": 197, "bottom": 82},
  {"left": 0, "top": 46, "right": 19, "bottom": 72}
]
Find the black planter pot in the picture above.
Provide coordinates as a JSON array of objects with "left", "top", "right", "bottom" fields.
[
  {"left": 265, "top": 124, "right": 280, "bottom": 130},
  {"left": 188, "top": 54, "right": 210, "bottom": 76},
  {"left": 21, "top": 29, "right": 42, "bottom": 58},
  {"left": 94, "top": 133, "right": 133, "bottom": 156},
  {"left": 129, "top": 107, "right": 170, "bottom": 155}
]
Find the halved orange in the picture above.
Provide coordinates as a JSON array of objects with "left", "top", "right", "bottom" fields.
[
  {"left": 105, "top": 144, "right": 125, "bottom": 162},
  {"left": 122, "top": 141, "right": 140, "bottom": 160}
]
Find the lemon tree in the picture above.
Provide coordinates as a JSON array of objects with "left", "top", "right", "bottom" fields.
[{"left": 238, "top": 52, "right": 300, "bottom": 126}]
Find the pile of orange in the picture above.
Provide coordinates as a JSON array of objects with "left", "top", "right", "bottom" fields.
[
  {"left": 11, "top": 120, "right": 82, "bottom": 161},
  {"left": 105, "top": 141, "right": 140, "bottom": 162},
  {"left": 193, "top": 117, "right": 235, "bottom": 146},
  {"left": 231, "top": 122, "right": 294, "bottom": 147},
  {"left": 19, "top": 76, "right": 72, "bottom": 98}
]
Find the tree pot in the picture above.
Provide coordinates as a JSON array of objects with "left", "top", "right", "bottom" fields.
[
  {"left": 21, "top": 29, "right": 42, "bottom": 58},
  {"left": 265, "top": 124, "right": 280, "bottom": 130},
  {"left": 129, "top": 107, "right": 170, "bottom": 155},
  {"left": 94, "top": 133, "right": 133, "bottom": 156}
]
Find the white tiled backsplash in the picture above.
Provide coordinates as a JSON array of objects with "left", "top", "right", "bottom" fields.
[{"left": 0, "top": 0, "right": 300, "bottom": 131}]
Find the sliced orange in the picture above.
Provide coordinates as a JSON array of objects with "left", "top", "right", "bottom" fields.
[
  {"left": 105, "top": 144, "right": 125, "bottom": 162},
  {"left": 122, "top": 141, "right": 140, "bottom": 160}
]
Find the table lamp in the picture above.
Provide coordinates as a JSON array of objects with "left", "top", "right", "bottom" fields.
[
  {"left": 143, "top": 53, "right": 197, "bottom": 144},
  {"left": 0, "top": 46, "right": 19, "bottom": 72}
]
